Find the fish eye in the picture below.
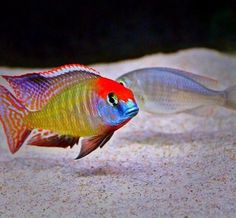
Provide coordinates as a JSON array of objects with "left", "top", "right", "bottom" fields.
[
  {"left": 117, "top": 79, "right": 126, "bottom": 87},
  {"left": 107, "top": 92, "right": 118, "bottom": 106}
]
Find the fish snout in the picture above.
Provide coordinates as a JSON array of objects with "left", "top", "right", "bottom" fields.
[
  {"left": 123, "top": 99, "right": 139, "bottom": 118},
  {"left": 125, "top": 107, "right": 139, "bottom": 118}
]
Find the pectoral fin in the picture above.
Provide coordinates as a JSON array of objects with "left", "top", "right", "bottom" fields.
[{"left": 75, "top": 132, "right": 114, "bottom": 159}]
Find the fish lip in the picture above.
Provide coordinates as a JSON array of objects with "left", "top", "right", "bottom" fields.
[{"left": 124, "top": 107, "right": 139, "bottom": 117}]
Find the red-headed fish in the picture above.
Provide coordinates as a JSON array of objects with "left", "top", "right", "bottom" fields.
[{"left": 0, "top": 64, "right": 139, "bottom": 159}]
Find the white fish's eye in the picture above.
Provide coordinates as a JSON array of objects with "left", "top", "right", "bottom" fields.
[
  {"left": 107, "top": 92, "right": 119, "bottom": 106},
  {"left": 117, "top": 79, "right": 126, "bottom": 87}
]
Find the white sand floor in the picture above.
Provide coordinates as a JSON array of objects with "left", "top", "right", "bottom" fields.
[{"left": 0, "top": 48, "right": 236, "bottom": 217}]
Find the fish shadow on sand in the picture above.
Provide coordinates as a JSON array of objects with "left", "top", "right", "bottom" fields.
[{"left": 0, "top": 154, "right": 147, "bottom": 177}]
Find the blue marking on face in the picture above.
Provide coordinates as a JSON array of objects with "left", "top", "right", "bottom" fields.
[{"left": 97, "top": 95, "right": 139, "bottom": 126}]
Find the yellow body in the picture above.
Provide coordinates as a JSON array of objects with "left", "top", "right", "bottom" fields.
[{"left": 24, "top": 79, "right": 104, "bottom": 136}]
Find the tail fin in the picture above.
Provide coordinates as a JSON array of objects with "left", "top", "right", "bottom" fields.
[
  {"left": 0, "top": 85, "right": 31, "bottom": 153},
  {"left": 225, "top": 84, "right": 236, "bottom": 110}
]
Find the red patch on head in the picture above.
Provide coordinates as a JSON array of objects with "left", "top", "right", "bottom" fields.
[{"left": 96, "top": 77, "right": 135, "bottom": 102}]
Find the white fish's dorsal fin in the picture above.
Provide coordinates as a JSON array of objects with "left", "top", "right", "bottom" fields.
[
  {"left": 159, "top": 67, "right": 220, "bottom": 90},
  {"left": 40, "top": 64, "right": 100, "bottom": 78},
  {"left": 2, "top": 64, "right": 101, "bottom": 111}
]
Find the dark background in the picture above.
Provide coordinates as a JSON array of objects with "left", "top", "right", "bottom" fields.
[{"left": 0, "top": 1, "right": 235, "bottom": 67}]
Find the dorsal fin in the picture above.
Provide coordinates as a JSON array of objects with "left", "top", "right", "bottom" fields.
[
  {"left": 2, "top": 64, "right": 100, "bottom": 111},
  {"left": 39, "top": 64, "right": 100, "bottom": 77},
  {"left": 159, "top": 67, "right": 220, "bottom": 89}
]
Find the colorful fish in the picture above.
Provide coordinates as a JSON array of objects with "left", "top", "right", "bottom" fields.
[
  {"left": 117, "top": 67, "right": 236, "bottom": 115},
  {"left": 0, "top": 64, "right": 139, "bottom": 159}
]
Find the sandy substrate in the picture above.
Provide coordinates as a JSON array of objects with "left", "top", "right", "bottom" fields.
[{"left": 0, "top": 48, "right": 236, "bottom": 217}]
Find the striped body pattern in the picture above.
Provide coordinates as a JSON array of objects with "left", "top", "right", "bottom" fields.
[
  {"left": 25, "top": 79, "right": 104, "bottom": 136},
  {"left": 117, "top": 67, "right": 236, "bottom": 115},
  {"left": 0, "top": 64, "right": 139, "bottom": 158}
]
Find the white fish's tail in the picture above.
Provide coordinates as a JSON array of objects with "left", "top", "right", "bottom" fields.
[{"left": 225, "top": 84, "right": 236, "bottom": 110}]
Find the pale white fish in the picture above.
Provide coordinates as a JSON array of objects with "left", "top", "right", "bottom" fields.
[{"left": 116, "top": 67, "right": 236, "bottom": 115}]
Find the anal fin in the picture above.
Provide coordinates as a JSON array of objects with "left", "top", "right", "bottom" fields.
[{"left": 28, "top": 129, "right": 80, "bottom": 148}]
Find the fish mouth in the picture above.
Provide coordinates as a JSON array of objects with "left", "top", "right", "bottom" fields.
[{"left": 124, "top": 107, "right": 139, "bottom": 118}]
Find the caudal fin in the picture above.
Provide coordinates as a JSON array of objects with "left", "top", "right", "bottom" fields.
[
  {"left": 225, "top": 84, "right": 236, "bottom": 110},
  {"left": 0, "top": 85, "right": 31, "bottom": 153}
]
